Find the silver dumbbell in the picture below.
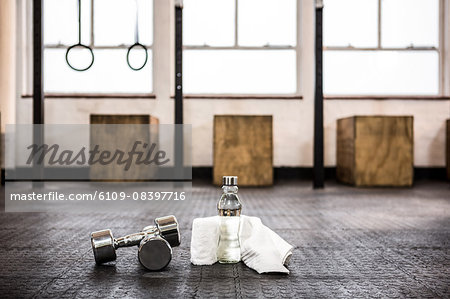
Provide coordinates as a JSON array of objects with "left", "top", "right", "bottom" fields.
[{"left": 91, "top": 215, "right": 180, "bottom": 271}]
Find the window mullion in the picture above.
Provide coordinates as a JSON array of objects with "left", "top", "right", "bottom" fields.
[
  {"left": 234, "top": 0, "right": 238, "bottom": 47},
  {"left": 296, "top": 0, "right": 301, "bottom": 94},
  {"left": 378, "top": 0, "right": 381, "bottom": 49},
  {"left": 90, "top": 0, "right": 94, "bottom": 47},
  {"left": 438, "top": 0, "right": 445, "bottom": 95}
]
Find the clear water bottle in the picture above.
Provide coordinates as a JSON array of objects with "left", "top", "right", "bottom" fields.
[{"left": 217, "top": 176, "right": 242, "bottom": 264}]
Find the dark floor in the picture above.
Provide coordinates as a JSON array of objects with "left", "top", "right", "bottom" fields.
[{"left": 0, "top": 181, "right": 449, "bottom": 298}]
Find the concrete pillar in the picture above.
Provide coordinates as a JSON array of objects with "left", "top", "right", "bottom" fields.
[
  {"left": 0, "top": 0, "right": 17, "bottom": 168},
  {"left": 0, "top": 0, "right": 16, "bottom": 131}
]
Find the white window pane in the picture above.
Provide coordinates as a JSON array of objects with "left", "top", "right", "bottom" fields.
[
  {"left": 94, "top": 0, "right": 153, "bottom": 46},
  {"left": 323, "top": 0, "right": 378, "bottom": 47},
  {"left": 44, "top": 0, "right": 91, "bottom": 45},
  {"left": 184, "top": 0, "right": 235, "bottom": 46},
  {"left": 381, "top": 0, "right": 439, "bottom": 48},
  {"left": 238, "top": 0, "right": 296, "bottom": 46},
  {"left": 184, "top": 50, "right": 296, "bottom": 94},
  {"left": 44, "top": 49, "right": 152, "bottom": 93},
  {"left": 324, "top": 51, "right": 438, "bottom": 95}
]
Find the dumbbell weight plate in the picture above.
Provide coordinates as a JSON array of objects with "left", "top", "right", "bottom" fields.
[
  {"left": 138, "top": 237, "right": 172, "bottom": 271},
  {"left": 154, "top": 215, "right": 181, "bottom": 247},
  {"left": 91, "top": 229, "right": 117, "bottom": 264}
]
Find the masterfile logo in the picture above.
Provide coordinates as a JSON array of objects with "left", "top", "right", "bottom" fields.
[
  {"left": 26, "top": 141, "right": 170, "bottom": 171},
  {"left": 5, "top": 124, "right": 192, "bottom": 181}
]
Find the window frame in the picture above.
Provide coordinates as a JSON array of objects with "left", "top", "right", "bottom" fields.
[
  {"left": 19, "top": 0, "right": 449, "bottom": 100},
  {"left": 182, "top": 0, "right": 302, "bottom": 97},
  {"left": 323, "top": 0, "right": 447, "bottom": 98},
  {"left": 22, "top": 0, "right": 155, "bottom": 97}
]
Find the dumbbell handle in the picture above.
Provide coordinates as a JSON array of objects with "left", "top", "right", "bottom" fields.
[
  {"left": 114, "top": 226, "right": 158, "bottom": 249},
  {"left": 114, "top": 232, "right": 146, "bottom": 248}
]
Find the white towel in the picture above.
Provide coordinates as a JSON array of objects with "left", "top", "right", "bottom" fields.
[
  {"left": 190, "top": 216, "right": 220, "bottom": 265},
  {"left": 190, "top": 215, "right": 293, "bottom": 274}
]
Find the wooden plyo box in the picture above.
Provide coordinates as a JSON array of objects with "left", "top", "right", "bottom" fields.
[
  {"left": 90, "top": 115, "right": 159, "bottom": 181},
  {"left": 447, "top": 119, "right": 450, "bottom": 180},
  {"left": 213, "top": 115, "right": 273, "bottom": 186},
  {"left": 337, "top": 116, "right": 413, "bottom": 187}
]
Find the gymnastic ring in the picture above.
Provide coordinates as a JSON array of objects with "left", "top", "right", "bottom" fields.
[
  {"left": 127, "top": 43, "right": 148, "bottom": 71},
  {"left": 65, "top": 43, "right": 94, "bottom": 72}
]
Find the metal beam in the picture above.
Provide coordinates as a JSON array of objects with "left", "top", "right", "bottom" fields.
[
  {"left": 33, "top": 0, "right": 44, "bottom": 125},
  {"left": 175, "top": 1, "right": 183, "bottom": 125},
  {"left": 174, "top": 0, "right": 184, "bottom": 178},
  {"left": 313, "top": 0, "right": 324, "bottom": 189},
  {"left": 33, "top": 0, "right": 44, "bottom": 184}
]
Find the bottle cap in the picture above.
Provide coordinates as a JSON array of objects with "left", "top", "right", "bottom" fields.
[{"left": 223, "top": 176, "right": 238, "bottom": 186}]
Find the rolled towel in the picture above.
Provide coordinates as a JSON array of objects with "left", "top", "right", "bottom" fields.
[
  {"left": 190, "top": 216, "right": 220, "bottom": 265},
  {"left": 190, "top": 215, "right": 293, "bottom": 274}
]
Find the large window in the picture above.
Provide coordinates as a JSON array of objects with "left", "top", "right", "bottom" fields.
[
  {"left": 183, "top": 0, "right": 298, "bottom": 95},
  {"left": 323, "top": 0, "right": 440, "bottom": 96},
  {"left": 43, "top": 0, "right": 153, "bottom": 94}
]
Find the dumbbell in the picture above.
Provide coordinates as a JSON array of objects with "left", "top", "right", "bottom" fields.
[{"left": 91, "top": 215, "right": 180, "bottom": 271}]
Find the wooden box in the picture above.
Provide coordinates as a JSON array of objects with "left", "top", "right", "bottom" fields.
[
  {"left": 447, "top": 119, "right": 450, "bottom": 180},
  {"left": 90, "top": 115, "right": 159, "bottom": 181},
  {"left": 337, "top": 116, "right": 413, "bottom": 187},
  {"left": 213, "top": 115, "right": 273, "bottom": 186}
]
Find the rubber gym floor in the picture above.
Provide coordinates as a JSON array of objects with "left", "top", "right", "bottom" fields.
[{"left": 0, "top": 180, "right": 449, "bottom": 298}]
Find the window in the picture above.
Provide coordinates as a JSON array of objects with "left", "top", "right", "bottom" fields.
[
  {"left": 323, "top": 0, "right": 440, "bottom": 96},
  {"left": 43, "top": 0, "right": 153, "bottom": 94},
  {"left": 183, "top": 0, "right": 298, "bottom": 95}
]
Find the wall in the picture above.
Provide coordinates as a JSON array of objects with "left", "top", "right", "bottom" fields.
[{"left": 9, "top": 0, "right": 450, "bottom": 168}]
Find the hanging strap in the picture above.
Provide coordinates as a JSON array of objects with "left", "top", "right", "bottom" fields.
[
  {"left": 126, "top": 0, "right": 148, "bottom": 71},
  {"left": 78, "top": 0, "right": 82, "bottom": 44},
  {"left": 65, "top": 0, "right": 94, "bottom": 71},
  {"left": 134, "top": 0, "right": 139, "bottom": 44}
]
